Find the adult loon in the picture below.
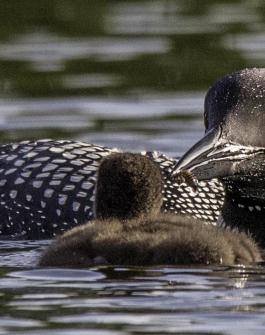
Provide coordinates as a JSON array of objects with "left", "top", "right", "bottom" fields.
[
  {"left": 173, "top": 68, "right": 265, "bottom": 246},
  {"left": 39, "top": 153, "right": 261, "bottom": 266},
  {"left": 0, "top": 139, "right": 224, "bottom": 239}
]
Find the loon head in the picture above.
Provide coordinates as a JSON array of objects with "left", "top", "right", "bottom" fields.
[
  {"left": 174, "top": 68, "right": 265, "bottom": 185},
  {"left": 94, "top": 153, "right": 163, "bottom": 220}
]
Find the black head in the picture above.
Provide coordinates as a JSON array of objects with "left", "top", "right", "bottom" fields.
[
  {"left": 95, "top": 153, "right": 163, "bottom": 220},
  {"left": 173, "top": 68, "right": 265, "bottom": 183},
  {"left": 205, "top": 68, "right": 265, "bottom": 146}
]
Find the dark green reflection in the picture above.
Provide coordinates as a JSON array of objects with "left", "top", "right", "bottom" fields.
[
  {"left": 0, "top": 0, "right": 264, "bottom": 142},
  {"left": 0, "top": 0, "right": 263, "bottom": 98}
]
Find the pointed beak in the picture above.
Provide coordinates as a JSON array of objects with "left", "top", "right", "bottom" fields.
[{"left": 172, "top": 126, "right": 265, "bottom": 181}]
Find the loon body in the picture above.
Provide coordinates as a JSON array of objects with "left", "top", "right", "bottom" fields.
[
  {"left": 174, "top": 68, "right": 265, "bottom": 245},
  {"left": 0, "top": 139, "right": 224, "bottom": 239},
  {"left": 40, "top": 153, "right": 261, "bottom": 267}
]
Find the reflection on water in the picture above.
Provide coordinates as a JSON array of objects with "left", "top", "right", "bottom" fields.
[
  {"left": 0, "top": 0, "right": 263, "bottom": 147},
  {"left": 224, "top": 32, "right": 265, "bottom": 64},
  {"left": 0, "top": 0, "right": 265, "bottom": 334},
  {"left": 0, "top": 92, "right": 204, "bottom": 156},
  {"left": 1, "top": 241, "right": 265, "bottom": 335}
]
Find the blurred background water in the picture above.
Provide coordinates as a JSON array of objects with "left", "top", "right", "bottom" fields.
[{"left": 1, "top": 0, "right": 265, "bottom": 334}]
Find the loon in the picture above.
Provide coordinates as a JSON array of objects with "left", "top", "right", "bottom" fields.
[
  {"left": 39, "top": 153, "right": 261, "bottom": 267},
  {"left": 0, "top": 139, "right": 224, "bottom": 239},
  {"left": 173, "top": 68, "right": 265, "bottom": 246}
]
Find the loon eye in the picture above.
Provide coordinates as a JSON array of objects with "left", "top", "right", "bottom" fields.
[{"left": 204, "top": 110, "right": 209, "bottom": 130}]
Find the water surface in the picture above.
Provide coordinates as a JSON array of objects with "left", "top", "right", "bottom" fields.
[{"left": 1, "top": 241, "right": 265, "bottom": 335}]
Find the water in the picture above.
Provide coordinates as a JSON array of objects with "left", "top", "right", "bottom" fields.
[
  {"left": 1, "top": 243, "right": 265, "bottom": 335},
  {"left": 0, "top": 0, "right": 265, "bottom": 334}
]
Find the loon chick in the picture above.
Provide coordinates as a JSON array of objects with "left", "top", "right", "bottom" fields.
[
  {"left": 174, "top": 68, "right": 265, "bottom": 245},
  {"left": 95, "top": 153, "right": 163, "bottom": 220},
  {"left": 0, "top": 140, "right": 224, "bottom": 239},
  {"left": 39, "top": 153, "right": 261, "bottom": 267}
]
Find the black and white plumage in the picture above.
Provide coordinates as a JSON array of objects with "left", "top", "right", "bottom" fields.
[
  {"left": 0, "top": 139, "right": 224, "bottom": 239},
  {"left": 174, "top": 68, "right": 265, "bottom": 246}
]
